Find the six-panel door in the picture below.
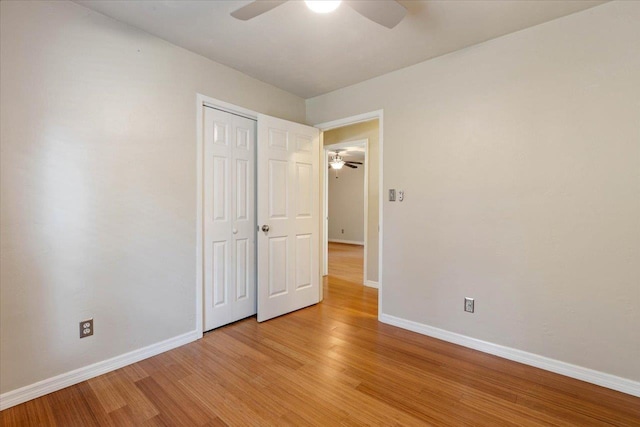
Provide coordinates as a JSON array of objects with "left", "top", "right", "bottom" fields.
[
  {"left": 256, "top": 114, "right": 320, "bottom": 322},
  {"left": 204, "top": 107, "right": 256, "bottom": 331}
]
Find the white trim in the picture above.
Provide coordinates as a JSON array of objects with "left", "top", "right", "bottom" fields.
[
  {"left": 377, "top": 111, "right": 383, "bottom": 318},
  {"left": 196, "top": 94, "right": 260, "bottom": 338},
  {"left": 196, "top": 95, "right": 204, "bottom": 339},
  {"left": 318, "top": 133, "right": 325, "bottom": 300},
  {"left": 363, "top": 145, "right": 369, "bottom": 284},
  {"left": 315, "top": 110, "right": 382, "bottom": 131},
  {"left": 322, "top": 143, "right": 329, "bottom": 276},
  {"left": 379, "top": 313, "right": 640, "bottom": 398},
  {"left": 364, "top": 280, "right": 379, "bottom": 289},
  {"left": 323, "top": 140, "right": 367, "bottom": 152},
  {"left": 202, "top": 97, "right": 258, "bottom": 120},
  {"left": 328, "top": 239, "right": 365, "bottom": 246},
  {"left": 0, "top": 330, "right": 198, "bottom": 411}
]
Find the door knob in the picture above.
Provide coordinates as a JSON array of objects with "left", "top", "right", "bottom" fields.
[
  {"left": 261, "top": 225, "right": 270, "bottom": 232},
  {"left": 232, "top": 228, "right": 238, "bottom": 234}
]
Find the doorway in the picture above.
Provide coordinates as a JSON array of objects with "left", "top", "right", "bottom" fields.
[
  {"left": 324, "top": 140, "right": 368, "bottom": 284},
  {"left": 321, "top": 119, "right": 381, "bottom": 289}
]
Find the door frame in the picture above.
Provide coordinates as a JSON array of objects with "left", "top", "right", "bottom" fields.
[
  {"left": 314, "top": 110, "right": 384, "bottom": 318},
  {"left": 323, "top": 139, "right": 369, "bottom": 284},
  {"left": 196, "top": 94, "right": 259, "bottom": 338}
]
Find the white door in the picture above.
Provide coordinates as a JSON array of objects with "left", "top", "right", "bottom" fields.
[
  {"left": 257, "top": 114, "right": 320, "bottom": 322},
  {"left": 204, "top": 107, "right": 256, "bottom": 331}
]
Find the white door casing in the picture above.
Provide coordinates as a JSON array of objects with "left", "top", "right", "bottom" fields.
[
  {"left": 204, "top": 107, "right": 256, "bottom": 331},
  {"left": 257, "top": 114, "right": 320, "bottom": 322}
]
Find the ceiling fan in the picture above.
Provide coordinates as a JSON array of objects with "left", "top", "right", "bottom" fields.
[
  {"left": 329, "top": 150, "right": 363, "bottom": 169},
  {"left": 231, "top": 0, "right": 407, "bottom": 29}
]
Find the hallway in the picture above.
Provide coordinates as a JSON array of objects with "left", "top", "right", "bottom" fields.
[
  {"left": 322, "top": 242, "right": 378, "bottom": 328},
  {"left": 326, "top": 241, "right": 366, "bottom": 284}
]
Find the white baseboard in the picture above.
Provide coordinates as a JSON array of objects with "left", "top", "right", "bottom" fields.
[
  {"left": 379, "top": 313, "right": 640, "bottom": 398},
  {"left": 0, "top": 330, "right": 198, "bottom": 410},
  {"left": 364, "top": 280, "right": 379, "bottom": 289},
  {"left": 328, "top": 239, "right": 364, "bottom": 246}
]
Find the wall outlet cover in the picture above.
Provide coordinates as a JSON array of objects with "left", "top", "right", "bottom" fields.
[{"left": 80, "top": 318, "right": 94, "bottom": 338}]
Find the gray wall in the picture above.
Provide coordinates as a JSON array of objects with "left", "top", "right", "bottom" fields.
[
  {"left": 0, "top": 0, "right": 304, "bottom": 394},
  {"left": 328, "top": 164, "right": 365, "bottom": 243},
  {"left": 307, "top": 2, "right": 640, "bottom": 382}
]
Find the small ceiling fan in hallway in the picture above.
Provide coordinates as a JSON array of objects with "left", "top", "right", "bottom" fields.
[
  {"left": 231, "top": 0, "right": 407, "bottom": 29},
  {"left": 329, "top": 150, "right": 362, "bottom": 170}
]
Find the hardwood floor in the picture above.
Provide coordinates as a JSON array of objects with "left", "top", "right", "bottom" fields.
[
  {"left": 325, "top": 241, "right": 365, "bottom": 283},
  {"left": 2, "top": 242, "right": 639, "bottom": 426}
]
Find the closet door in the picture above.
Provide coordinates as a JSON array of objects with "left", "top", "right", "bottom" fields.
[{"left": 204, "top": 107, "right": 256, "bottom": 331}]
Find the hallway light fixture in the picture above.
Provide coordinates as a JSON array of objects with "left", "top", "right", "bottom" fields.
[
  {"left": 305, "top": 0, "right": 342, "bottom": 14},
  {"left": 330, "top": 154, "right": 346, "bottom": 170}
]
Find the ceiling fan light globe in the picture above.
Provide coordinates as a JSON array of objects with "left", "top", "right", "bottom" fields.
[
  {"left": 305, "top": 0, "right": 342, "bottom": 14},
  {"left": 330, "top": 161, "right": 345, "bottom": 170}
]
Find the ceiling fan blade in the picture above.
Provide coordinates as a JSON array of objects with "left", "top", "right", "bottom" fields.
[
  {"left": 345, "top": 161, "right": 363, "bottom": 165},
  {"left": 231, "top": 0, "right": 288, "bottom": 21},
  {"left": 344, "top": 164, "right": 358, "bottom": 169},
  {"left": 346, "top": 0, "right": 407, "bottom": 29}
]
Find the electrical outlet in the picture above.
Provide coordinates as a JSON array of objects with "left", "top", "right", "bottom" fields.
[
  {"left": 79, "top": 318, "right": 94, "bottom": 338},
  {"left": 464, "top": 298, "right": 474, "bottom": 313}
]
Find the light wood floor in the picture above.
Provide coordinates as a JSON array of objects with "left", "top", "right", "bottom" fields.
[{"left": 2, "top": 242, "right": 639, "bottom": 425}]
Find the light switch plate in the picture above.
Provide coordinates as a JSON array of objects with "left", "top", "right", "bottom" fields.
[
  {"left": 389, "top": 189, "right": 396, "bottom": 201},
  {"left": 464, "top": 298, "right": 474, "bottom": 313}
]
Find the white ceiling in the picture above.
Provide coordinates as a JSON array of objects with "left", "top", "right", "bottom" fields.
[{"left": 74, "top": 0, "right": 605, "bottom": 98}]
